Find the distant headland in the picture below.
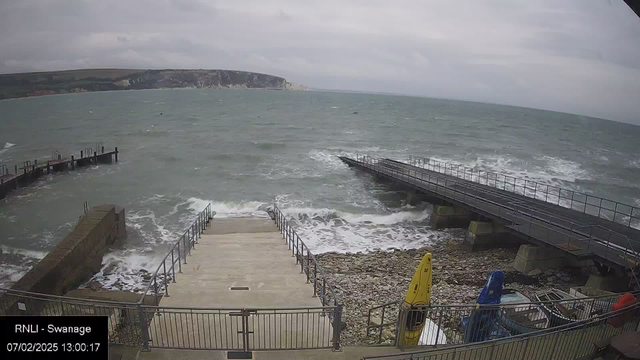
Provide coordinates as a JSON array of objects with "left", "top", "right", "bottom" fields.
[{"left": 0, "top": 68, "right": 308, "bottom": 100}]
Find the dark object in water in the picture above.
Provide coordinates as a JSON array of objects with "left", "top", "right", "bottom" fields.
[
  {"left": 463, "top": 270, "right": 504, "bottom": 343},
  {"left": 352, "top": 111, "right": 358, "bottom": 114}
]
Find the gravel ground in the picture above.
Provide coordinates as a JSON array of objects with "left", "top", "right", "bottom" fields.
[{"left": 315, "top": 235, "right": 593, "bottom": 346}]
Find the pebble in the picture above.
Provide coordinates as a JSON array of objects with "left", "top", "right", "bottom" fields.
[{"left": 315, "top": 237, "right": 592, "bottom": 346}]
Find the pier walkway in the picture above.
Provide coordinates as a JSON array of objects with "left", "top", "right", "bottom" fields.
[
  {"left": 0, "top": 146, "right": 118, "bottom": 200},
  {"left": 340, "top": 155, "right": 640, "bottom": 271}
]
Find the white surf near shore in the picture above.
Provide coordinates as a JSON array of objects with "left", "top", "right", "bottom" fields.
[{"left": 0, "top": 142, "right": 16, "bottom": 156}]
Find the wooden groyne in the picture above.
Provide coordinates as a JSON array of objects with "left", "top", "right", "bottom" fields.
[{"left": 0, "top": 146, "right": 119, "bottom": 200}]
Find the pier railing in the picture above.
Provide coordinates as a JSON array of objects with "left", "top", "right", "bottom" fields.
[
  {"left": 367, "top": 290, "right": 635, "bottom": 348},
  {"left": 408, "top": 155, "right": 640, "bottom": 230},
  {"left": 138, "top": 203, "right": 215, "bottom": 305},
  {"left": 363, "top": 301, "right": 640, "bottom": 360},
  {"left": 352, "top": 155, "right": 640, "bottom": 271}
]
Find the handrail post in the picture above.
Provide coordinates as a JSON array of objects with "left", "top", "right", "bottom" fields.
[
  {"left": 332, "top": 304, "right": 342, "bottom": 351},
  {"left": 434, "top": 308, "right": 443, "bottom": 346},
  {"left": 300, "top": 244, "right": 304, "bottom": 273},
  {"left": 306, "top": 250, "right": 310, "bottom": 283},
  {"left": 138, "top": 305, "right": 150, "bottom": 351},
  {"left": 296, "top": 236, "right": 300, "bottom": 264},
  {"left": 313, "top": 262, "right": 317, "bottom": 297},
  {"left": 322, "top": 278, "right": 326, "bottom": 306},
  {"left": 183, "top": 234, "right": 188, "bottom": 264},
  {"left": 171, "top": 250, "right": 176, "bottom": 282},
  {"left": 163, "top": 261, "right": 169, "bottom": 297},
  {"left": 177, "top": 241, "right": 182, "bottom": 272},
  {"left": 153, "top": 277, "right": 159, "bottom": 305}
]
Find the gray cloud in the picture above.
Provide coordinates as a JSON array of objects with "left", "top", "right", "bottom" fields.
[{"left": 1, "top": 0, "right": 639, "bottom": 123}]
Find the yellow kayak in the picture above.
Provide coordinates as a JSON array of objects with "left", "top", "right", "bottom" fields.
[{"left": 402, "top": 252, "right": 432, "bottom": 346}]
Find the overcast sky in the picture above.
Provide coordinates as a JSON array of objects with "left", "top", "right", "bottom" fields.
[{"left": 1, "top": 0, "right": 639, "bottom": 123}]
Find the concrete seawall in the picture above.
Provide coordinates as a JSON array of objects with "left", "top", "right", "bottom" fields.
[{"left": 9, "top": 204, "right": 126, "bottom": 297}]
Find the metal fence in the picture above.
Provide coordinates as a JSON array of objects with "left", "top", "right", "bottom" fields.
[
  {"left": 0, "top": 287, "right": 144, "bottom": 347},
  {"left": 363, "top": 302, "right": 640, "bottom": 360},
  {"left": 272, "top": 204, "right": 341, "bottom": 309},
  {"left": 138, "top": 203, "right": 215, "bottom": 305},
  {"left": 144, "top": 305, "right": 339, "bottom": 351},
  {"left": 368, "top": 290, "right": 634, "bottom": 348},
  {"left": 0, "top": 287, "right": 340, "bottom": 352},
  {"left": 350, "top": 155, "right": 640, "bottom": 271},
  {"left": 408, "top": 155, "right": 640, "bottom": 230}
]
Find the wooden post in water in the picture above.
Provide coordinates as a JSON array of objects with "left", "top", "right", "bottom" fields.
[
  {"left": 47, "top": 161, "right": 50, "bottom": 174},
  {"left": 94, "top": 152, "right": 97, "bottom": 164},
  {"left": 101, "top": 146, "right": 104, "bottom": 154},
  {"left": 71, "top": 156, "right": 75, "bottom": 170},
  {"left": 115, "top": 147, "right": 118, "bottom": 162},
  {"left": 14, "top": 165, "right": 17, "bottom": 174}
]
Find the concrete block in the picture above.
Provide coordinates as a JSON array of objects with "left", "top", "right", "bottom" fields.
[
  {"left": 406, "top": 192, "right": 421, "bottom": 206},
  {"left": 430, "top": 205, "right": 474, "bottom": 230},
  {"left": 585, "top": 275, "right": 629, "bottom": 293},
  {"left": 10, "top": 204, "right": 127, "bottom": 298},
  {"left": 463, "top": 221, "right": 515, "bottom": 250},
  {"left": 512, "top": 244, "right": 567, "bottom": 273}
]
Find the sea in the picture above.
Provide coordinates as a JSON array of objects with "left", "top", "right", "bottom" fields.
[{"left": 1, "top": 89, "right": 639, "bottom": 291}]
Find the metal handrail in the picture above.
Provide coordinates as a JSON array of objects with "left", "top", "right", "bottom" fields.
[
  {"left": 367, "top": 290, "right": 640, "bottom": 345},
  {"left": 409, "top": 155, "right": 640, "bottom": 229},
  {"left": 137, "top": 203, "right": 215, "bottom": 305},
  {"left": 271, "top": 204, "right": 341, "bottom": 308},
  {"left": 351, "top": 155, "right": 640, "bottom": 269},
  {"left": 364, "top": 301, "right": 640, "bottom": 359},
  {"left": 271, "top": 204, "right": 343, "bottom": 350}
]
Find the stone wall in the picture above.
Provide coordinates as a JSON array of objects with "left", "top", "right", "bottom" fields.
[{"left": 10, "top": 204, "right": 126, "bottom": 296}]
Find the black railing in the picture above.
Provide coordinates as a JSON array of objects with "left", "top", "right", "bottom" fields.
[
  {"left": 408, "top": 155, "right": 640, "bottom": 230},
  {"left": 138, "top": 203, "right": 215, "bottom": 305}
]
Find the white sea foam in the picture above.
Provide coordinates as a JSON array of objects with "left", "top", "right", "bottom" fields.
[
  {"left": 0, "top": 246, "right": 47, "bottom": 288},
  {"left": 0, "top": 245, "right": 47, "bottom": 260},
  {"left": 85, "top": 249, "right": 164, "bottom": 292},
  {"left": 307, "top": 150, "right": 348, "bottom": 171},
  {"left": 0, "top": 142, "right": 16, "bottom": 155},
  {"left": 427, "top": 154, "right": 590, "bottom": 188},
  {"left": 535, "top": 156, "right": 590, "bottom": 183},
  {"left": 188, "top": 197, "right": 268, "bottom": 218},
  {"left": 279, "top": 206, "right": 443, "bottom": 254}
]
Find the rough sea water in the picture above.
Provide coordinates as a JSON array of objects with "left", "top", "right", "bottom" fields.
[{"left": 1, "top": 89, "right": 639, "bottom": 291}]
